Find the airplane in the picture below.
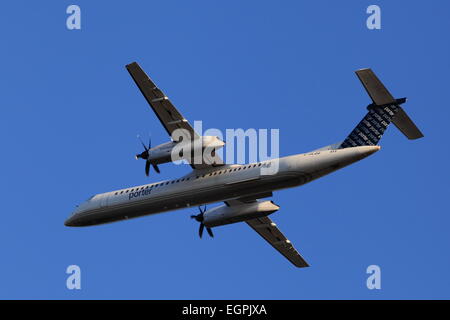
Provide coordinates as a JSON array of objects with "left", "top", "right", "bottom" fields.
[{"left": 65, "top": 62, "right": 424, "bottom": 268}]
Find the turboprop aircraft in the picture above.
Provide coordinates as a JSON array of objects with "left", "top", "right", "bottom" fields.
[{"left": 65, "top": 62, "right": 424, "bottom": 267}]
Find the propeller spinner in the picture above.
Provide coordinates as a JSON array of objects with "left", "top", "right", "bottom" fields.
[
  {"left": 136, "top": 135, "right": 160, "bottom": 176},
  {"left": 191, "top": 205, "right": 214, "bottom": 238}
]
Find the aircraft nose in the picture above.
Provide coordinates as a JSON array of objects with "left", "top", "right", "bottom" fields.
[
  {"left": 64, "top": 216, "right": 75, "bottom": 227},
  {"left": 64, "top": 212, "right": 80, "bottom": 227}
]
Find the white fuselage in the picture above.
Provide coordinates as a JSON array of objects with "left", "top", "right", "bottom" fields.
[{"left": 65, "top": 145, "right": 379, "bottom": 227}]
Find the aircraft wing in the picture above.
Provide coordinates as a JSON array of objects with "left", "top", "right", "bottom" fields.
[
  {"left": 246, "top": 216, "right": 309, "bottom": 268},
  {"left": 126, "top": 62, "right": 223, "bottom": 170},
  {"left": 225, "top": 195, "right": 309, "bottom": 268},
  {"left": 126, "top": 62, "right": 199, "bottom": 142}
]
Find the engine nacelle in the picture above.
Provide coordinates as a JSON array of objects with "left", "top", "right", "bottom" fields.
[
  {"left": 147, "top": 135, "right": 225, "bottom": 165},
  {"left": 203, "top": 201, "right": 279, "bottom": 228}
]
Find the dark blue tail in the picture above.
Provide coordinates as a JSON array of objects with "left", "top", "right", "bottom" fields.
[{"left": 339, "top": 104, "right": 400, "bottom": 149}]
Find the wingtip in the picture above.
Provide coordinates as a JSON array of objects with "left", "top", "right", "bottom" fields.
[
  {"left": 125, "top": 61, "right": 138, "bottom": 69},
  {"left": 355, "top": 67, "right": 371, "bottom": 73},
  {"left": 295, "top": 263, "right": 310, "bottom": 268}
]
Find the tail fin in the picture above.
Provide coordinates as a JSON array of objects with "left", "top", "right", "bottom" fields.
[{"left": 339, "top": 68, "right": 423, "bottom": 149}]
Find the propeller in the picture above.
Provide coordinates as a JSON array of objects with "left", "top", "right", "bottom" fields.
[
  {"left": 135, "top": 135, "right": 160, "bottom": 176},
  {"left": 190, "top": 205, "right": 214, "bottom": 238}
]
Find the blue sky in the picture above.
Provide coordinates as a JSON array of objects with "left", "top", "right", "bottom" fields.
[{"left": 1, "top": 1, "right": 449, "bottom": 299}]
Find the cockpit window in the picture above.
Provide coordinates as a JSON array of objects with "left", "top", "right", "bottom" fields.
[{"left": 86, "top": 195, "right": 95, "bottom": 201}]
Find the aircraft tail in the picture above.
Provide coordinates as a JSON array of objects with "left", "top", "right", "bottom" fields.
[{"left": 339, "top": 68, "right": 424, "bottom": 149}]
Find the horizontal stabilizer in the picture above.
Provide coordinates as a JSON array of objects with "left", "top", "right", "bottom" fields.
[
  {"left": 339, "top": 68, "right": 424, "bottom": 148},
  {"left": 355, "top": 68, "right": 396, "bottom": 106},
  {"left": 392, "top": 107, "right": 424, "bottom": 140}
]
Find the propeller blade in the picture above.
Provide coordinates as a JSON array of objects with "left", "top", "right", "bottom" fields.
[
  {"left": 145, "top": 161, "right": 151, "bottom": 176},
  {"left": 192, "top": 206, "right": 212, "bottom": 238},
  {"left": 137, "top": 134, "right": 154, "bottom": 176},
  {"left": 199, "top": 223, "right": 205, "bottom": 238},
  {"left": 152, "top": 164, "right": 160, "bottom": 174},
  {"left": 137, "top": 135, "right": 148, "bottom": 151}
]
